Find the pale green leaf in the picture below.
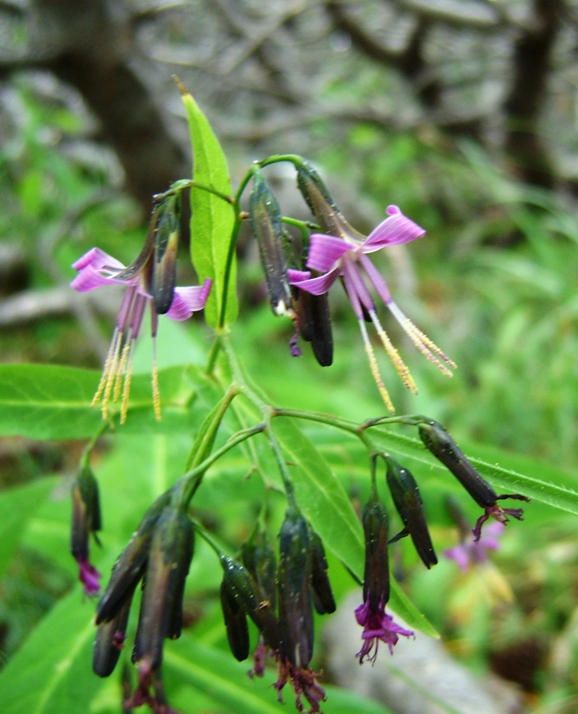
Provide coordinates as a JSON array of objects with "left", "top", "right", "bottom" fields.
[{"left": 180, "top": 84, "right": 237, "bottom": 327}]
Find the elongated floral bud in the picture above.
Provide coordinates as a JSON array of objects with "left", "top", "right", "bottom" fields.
[
  {"left": 294, "top": 288, "right": 333, "bottom": 366},
  {"left": 93, "top": 586, "right": 134, "bottom": 677},
  {"left": 241, "top": 529, "right": 277, "bottom": 611},
  {"left": 362, "top": 496, "right": 390, "bottom": 611},
  {"left": 220, "top": 556, "right": 279, "bottom": 650},
  {"left": 278, "top": 506, "right": 314, "bottom": 669},
  {"left": 96, "top": 491, "right": 171, "bottom": 625},
  {"left": 418, "top": 419, "right": 498, "bottom": 508},
  {"left": 220, "top": 577, "right": 250, "bottom": 662},
  {"left": 151, "top": 194, "right": 181, "bottom": 315},
  {"left": 385, "top": 457, "right": 437, "bottom": 568},
  {"left": 132, "top": 506, "right": 194, "bottom": 670},
  {"left": 71, "top": 466, "right": 102, "bottom": 562},
  {"left": 249, "top": 170, "right": 293, "bottom": 316},
  {"left": 296, "top": 162, "right": 364, "bottom": 240},
  {"left": 309, "top": 530, "right": 336, "bottom": 615}
]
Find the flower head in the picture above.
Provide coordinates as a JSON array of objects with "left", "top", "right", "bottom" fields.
[
  {"left": 355, "top": 599, "right": 414, "bottom": 663},
  {"left": 288, "top": 205, "right": 455, "bottom": 411},
  {"left": 71, "top": 205, "right": 211, "bottom": 423},
  {"left": 444, "top": 521, "right": 504, "bottom": 572}
]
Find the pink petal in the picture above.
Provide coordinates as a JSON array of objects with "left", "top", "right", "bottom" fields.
[
  {"left": 306, "top": 234, "right": 353, "bottom": 272},
  {"left": 70, "top": 265, "right": 128, "bottom": 293},
  {"left": 72, "top": 247, "right": 126, "bottom": 273},
  {"left": 364, "top": 211, "right": 426, "bottom": 251},
  {"left": 287, "top": 268, "right": 311, "bottom": 282},
  {"left": 166, "top": 279, "right": 212, "bottom": 320},
  {"left": 289, "top": 267, "right": 340, "bottom": 296}
]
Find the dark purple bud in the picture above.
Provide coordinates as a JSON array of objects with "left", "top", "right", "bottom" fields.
[
  {"left": 71, "top": 466, "right": 102, "bottom": 563},
  {"left": 296, "top": 162, "right": 365, "bottom": 241},
  {"left": 249, "top": 170, "right": 293, "bottom": 317},
  {"left": 93, "top": 586, "right": 135, "bottom": 677},
  {"left": 309, "top": 530, "right": 336, "bottom": 615},
  {"left": 96, "top": 491, "right": 172, "bottom": 625},
  {"left": 241, "top": 529, "right": 277, "bottom": 611},
  {"left": 362, "top": 496, "right": 390, "bottom": 612},
  {"left": 220, "top": 577, "right": 250, "bottom": 662},
  {"left": 418, "top": 419, "right": 498, "bottom": 508},
  {"left": 151, "top": 194, "right": 181, "bottom": 315},
  {"left": 385, "top": 457, "right": 437, "bottom": 569},
  {"left": 220, "top": 556, "right": 279, "bottom": 650},
  {"left": 293, "top": 288, "right": 333, "bottom": 367},
  {"left": 132, "top": 506, "right": 194, "bottom": 670},
  {"left": 277, "top": 506, "right": 314, "bottom": 669}
]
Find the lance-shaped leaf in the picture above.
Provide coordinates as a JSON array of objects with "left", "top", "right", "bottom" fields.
[
  {"left": 385, "top": 457, "right": 437, "bottom": 569},
  {"left": 178, "top": 80, "right": 237, "bottom": 327}
]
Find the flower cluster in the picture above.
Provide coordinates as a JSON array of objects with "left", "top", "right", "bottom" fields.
[
  {"left": 247, "top": 163, "right": 456, "bottom": 412},
  {"left": 218, "top": 509, "right": 335, "bottom": 714},
  {"left": 93, "top": 491, "right": 193, "bottom": 713}
]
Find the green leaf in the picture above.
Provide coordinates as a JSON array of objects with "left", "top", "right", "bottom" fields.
[
  {"left": 272, "top": 418, "right": 438, "bottom": 637},
  {"left": 0, "top": 477, "right": 58, "bottom": 579},
  {"left": 179, "top": 82, "right": 237, "bottom": 327},
  {"left": 0, "top": 587, "right": 103, "bottom": 714},
  {"left": 0, "top": 364, "right": 202, "bottom": 439},
  {"left": 369, "top": 426, "right": 578, "bottom": 516}
]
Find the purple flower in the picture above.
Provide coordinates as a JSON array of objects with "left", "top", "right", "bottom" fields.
[
  {"left": 288, "top": 206, "right": 455, "bottom": 412},
  {"left": 274, "top": 658, "right": 326, "bottom": 714},
  {"left": 355, "top": 599, "right": 414, "bottom": 664},
  {"left": 77, "top": 556, "right": 101, "bottom": 596},
  {"left": 444, "top": 521, "right": 504, "bottom": 572},
  {"left": 71, "top": 247, "right": 211, "bottom": 423}
]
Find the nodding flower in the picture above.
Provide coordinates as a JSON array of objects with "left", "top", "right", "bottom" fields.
[
  {"left": 71, "top": 196, "right": 211, "bottom": 424},
  {"left": 71, "top": 465, "right": 102, "bottom": 595},
  {"left": 290, "top": 163, "right": 455, "bottom": 412}
]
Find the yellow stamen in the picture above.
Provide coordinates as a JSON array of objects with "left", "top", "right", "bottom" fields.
[
  {"left": 120, "top": 342, "right": 135, "bottom": 425},
  {"left": 114, "top": 341, "right": 132, "bottom": 403},
  {"left": 91, "top": 328, "right": 120, "bottom": 410},
  {"left": 151, "top": 341, "right": 161, "bottom": 422},
  {"left": 369, "top": 310, "right": 418, "bottom": 394},
  {"left": 101, "top": 332, "right": 123, "bottom": 420},
  {"left": 359, "top": 320, "right": 395, "bottom": 413}
]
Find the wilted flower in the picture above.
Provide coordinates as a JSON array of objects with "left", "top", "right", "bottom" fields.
[
  {"left": 356, "top": 491, "right": 413, "bottom": 663},
  {"left": 444, "top": 521, "right": 505, "bottom": 572},
  {"left": 418, "top": 418, "right": 529, "bottom": 541},
  {"left": 290, "top": 164, "right": 455, "bottom": 411},
  {"left": 71, "top": 466, "right": 102, "bottom": 595},
  {"left": 71, "top": 199, "right": 211, "bottom": 423}
]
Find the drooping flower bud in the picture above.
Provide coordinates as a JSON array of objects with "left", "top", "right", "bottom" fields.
[
  {"left": 296, "top": 162, "right": 364, "bottom": 241},
  {"left": 219, "top": 556, "right": 279, "bottom": 651},
  {"left": 96, "top": 491, "right": 171, "bottom": 625},
  {"left": 249, "top": 169, "right": 293, "bottom": 317},
  {"left": 241, "top": 528, "right": 277, "bottom": 611},
  {"left": 309, "top": 529, "right": 336, "bottom": 615},
  {"left": 151, "top": 193, "right": 181, "bottom": 315},
  {"left": 418, "top": 418, "right": 530, "bottom": 540},
  {"left": 93, "top": 588, "right": 134, "bottom": 677},
  {"left": 362, "top": 495, "right": 390, "bottom": 612},
  {"left": 277, "top": 506, "right": 314, "bottom": 669},
  {"left": 220, "top": 573, "right": 250, "bottom": 662},
  {"left": 132, "top": 505, "right": 195, "bottom": 670},
  {"left": 385, "top": 457, "right": 437, "bottom": 569},
  {"left": 71, "top": 465, "right": 102, "bottom": 595},
  {"left": 293, "top": 288, "right": 333, "bottom": 366}
]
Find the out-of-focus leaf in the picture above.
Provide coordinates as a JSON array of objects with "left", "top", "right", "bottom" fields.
[
  {"left": 0, "top": 477, "right": 57, "bottom": 579},
  {"left": 0, "top": 364, "right": 204, "bottom": 439},
  {"left": 179, "top": 83, "right": 237, "bottom": 327},
  {"left": 0, "top": 587, "right": 103, "bottom": 714}
]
